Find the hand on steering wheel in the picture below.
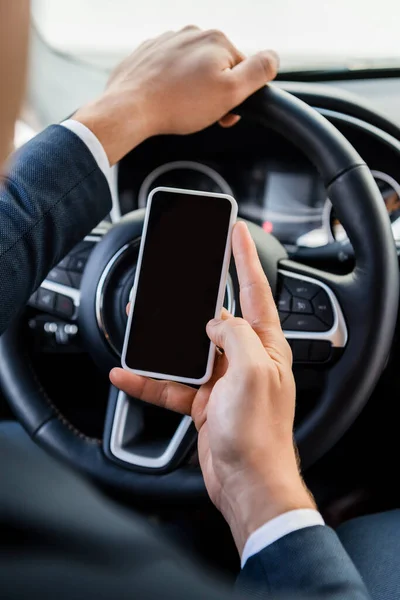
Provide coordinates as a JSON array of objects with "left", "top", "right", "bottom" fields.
[
  {"left": 110, "top": 221, "right": 315, "bottom": 552},
  {"left": 73, "top": 26, "right": 279, "bottom": 165}
]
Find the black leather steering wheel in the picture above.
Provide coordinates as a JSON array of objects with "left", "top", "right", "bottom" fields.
[{"left": 0, "top": 86, "right": 398, "bottom": 501}]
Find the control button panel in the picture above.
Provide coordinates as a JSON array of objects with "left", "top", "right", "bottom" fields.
[
  {"left": 30, "top": 291, "right": 76, "bottom": 319},
  {"left": 27, "top": 239, "right": 96, "bottom": 319},
  {"left": 277, "top": 275, "right": 334, "bottom": 332},
  {"left": 289, "top": 340, "right": 332, "bottom": 364},
  {"left": 276, "top": 273, "right": 338, "bottom": 365},
  {"left": 53, "top": 240, "right": 95, "bottom": 289}
]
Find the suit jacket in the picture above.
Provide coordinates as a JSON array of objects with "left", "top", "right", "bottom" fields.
[{"left": 0, "top": 125, "right": 371, "bottom": 599}]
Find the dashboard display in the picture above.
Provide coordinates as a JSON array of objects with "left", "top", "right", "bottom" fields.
[
  {"left": 139, "top": 161, "right": 329, "bottom": 246},
  {"left": 239, "top": 167, "right": 327, "bottom": 245}
]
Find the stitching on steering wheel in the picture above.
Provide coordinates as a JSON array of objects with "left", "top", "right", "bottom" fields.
[{"left": 27, "top": 357, "right": 101, "bottom": 445}]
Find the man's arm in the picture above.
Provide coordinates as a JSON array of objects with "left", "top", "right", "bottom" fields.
[
  {"left": 0, "top": 27, "right": 277, "bottom": 336},
  {"left": 0, "top": 125, "right": 111, "bottom": 334},
  {"left": 238, "top": 526, "right": 371, "bottom": 599}
]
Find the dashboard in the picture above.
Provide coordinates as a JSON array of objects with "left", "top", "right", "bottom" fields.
[
  {"left": 117, "top": 86, "right": 400, "bottom": 252},
  {"left": 137, "top": 160, "right": 328, "bottom": 246}
]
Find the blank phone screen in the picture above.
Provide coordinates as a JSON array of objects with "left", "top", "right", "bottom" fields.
[{"left": 124, "top": 190, "right": 233, "bottom": 380}]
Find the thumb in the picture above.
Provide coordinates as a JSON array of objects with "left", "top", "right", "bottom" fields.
[{"left": 229, "top": 50, "right": 279, "bottom": 103}]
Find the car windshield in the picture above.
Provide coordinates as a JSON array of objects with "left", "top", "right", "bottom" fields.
[
  {"left": 23, "top": 0, "right": 400, "bottom": 132},
  {"left": 32, "top": 0, "right": 400, "bottom": 71}
]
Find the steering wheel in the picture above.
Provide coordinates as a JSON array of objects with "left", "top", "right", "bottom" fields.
[{"left": 0, "top": 86, "right": 398, "bottom": 502}]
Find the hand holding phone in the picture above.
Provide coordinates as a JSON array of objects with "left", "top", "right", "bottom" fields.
[
  {"left": 121, "top": 187, "right": 237, "bottom": 384},
  {"left": 113, "top": 221, "right": 304, "bottom": 556}
]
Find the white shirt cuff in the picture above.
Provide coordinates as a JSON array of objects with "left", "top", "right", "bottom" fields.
[
  {"left": 60, "top": 119, "right": 122, "bottom": 222},
  {"left": 241, "top": 508, "right": 325, "bottom": 568},
  {"left": 60, "top": 119, "right": 111, "bottom": 183}
]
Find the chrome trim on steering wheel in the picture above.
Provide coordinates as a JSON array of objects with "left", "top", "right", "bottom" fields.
[
  {"left": 40, "top": 280, "right": 81, "bottom": 307},
  {"left": 95, "top": 242, "right": 134, "bottom": 356},
  {"left": 110, "top": 391, "right": 192, "bottom": 469},
  {"left": 279, "top": 269, "right": 348, "bottom": 348},
  {"left": 109, "top": 164, "right": 122, "bottom": 223}
]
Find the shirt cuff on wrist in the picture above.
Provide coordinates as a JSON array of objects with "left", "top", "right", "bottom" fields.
[
  {"left": 61, "top": 119, "right": 111, "bottom": 182},
  {"left": 241, "top": 508, "right": 325, "bottom": 568}
]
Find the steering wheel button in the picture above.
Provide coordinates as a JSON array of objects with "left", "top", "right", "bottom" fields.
[
  {"left": 57, "top": 256, "right": 70, "bottom": 269},
  {"left": 69, "top": 272, "right": 82, "bottom": 289},
  {"left": 37, "top": 288, "right": 56, "bottom": 311},
  {"left": 279, "top": 312, "right": 288, "bottom": 326},
  {"left": 55, "top": 294, "right": 75, "bottom": 319},
  {"left": 69, "top": 256, "right": 87, "bottom": 273},
  {"left": 284, "top": 278, "right": 319, "bottom": 300},
  {"left": 309, "top": 341, "right": 332, "bottom": 362},
  {"left": 283, "top": 314, "right": 329, "bottom": 332},
  {"left": 292, "top": 297, "right": 312, "bottom": 314},
  {"left": 292, "top": 340, "right": 311, "bottom": 362},
  {"left": 277, "top": 287, "right": 292, "bottom": 312},
  {"left": 46, "top": 268, "right": 71, "bottom": 287},
  {"left": 312, "top": 291, "right": 334, "bottom": 327}
]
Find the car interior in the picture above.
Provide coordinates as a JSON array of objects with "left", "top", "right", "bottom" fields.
[{"left": 2, "top": 1, "right": 400, "bottom": 577}]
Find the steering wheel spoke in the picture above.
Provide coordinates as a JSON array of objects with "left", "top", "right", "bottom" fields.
[{"left": 103, "top": 385, "right": 196, "bottom": 473}]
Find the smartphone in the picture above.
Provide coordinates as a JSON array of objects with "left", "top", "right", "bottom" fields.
[{"left": 121, "top": 186, "right": 237, "bottom": 385}]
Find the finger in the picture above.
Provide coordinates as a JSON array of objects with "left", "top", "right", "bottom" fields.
[
  {"left": 219, "top": 114, "right": 241, "bottom": 128},
  {"left": 126, "top": 302, "right": 131, "bottom": 317},
  {"left": 216, "top": 308, "right": 233, "bottom": 354},
  {"left": 180, "top": 24, "right": 201, "bottom": 33},
  {"left": 232, "top": 221, "right": 282, "bottom": 346},
  {"left": 227, "top": 50, "right": 279, "bottom": 104},
  {"left": 190, "top": 350, "right": 228, "bottom": 430},
  {"left": 109, "top": 368, "right": 196, "bottom": 415},
  {"left": 206, "top": 317, "right": 265, "bottom": 365},
  {"left": 202, "top": 29, "right": 245, "bottom": 64},
  {"left": 221, "top": 307, "right": 234, "bottom": 320}
]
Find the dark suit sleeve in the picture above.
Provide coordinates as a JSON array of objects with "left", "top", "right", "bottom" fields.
[
  {"left": 236, "top": 525, "right": 371, "bottom": 599},
  {"left": 0, "top": 125, "right": 112, "bottom": 334}
]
